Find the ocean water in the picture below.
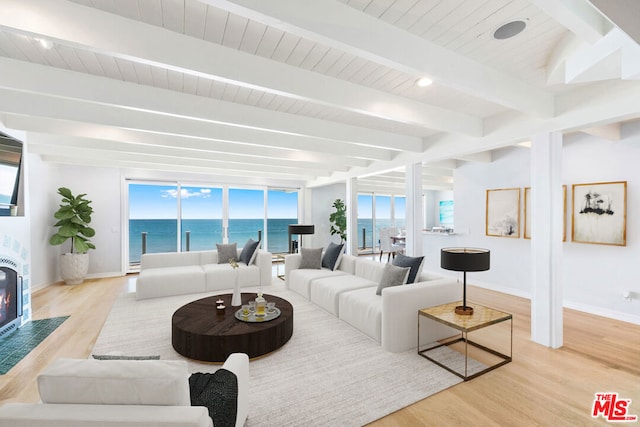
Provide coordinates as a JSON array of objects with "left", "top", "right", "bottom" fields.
[
  {"left": 129, "top": 218, "right": 297, "bottom": 264},
  {"left": 129, "top": 217, "right": 406, "bottom": 264}
]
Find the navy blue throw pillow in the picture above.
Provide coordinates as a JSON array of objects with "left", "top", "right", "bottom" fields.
[
  {"left": 239, "top": 238, "right": 260, "bottom": 265},
  {"left": 392, "top": 253, "right": 424, "bottom": 284},
  {"left": 322, "top": 242, "right": 344, "bottom": 270}
]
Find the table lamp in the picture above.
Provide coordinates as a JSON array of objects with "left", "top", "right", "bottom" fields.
[
  {"left": 441, "top": 247, "right": 490, "bottom": 315},
  {"left": 288, "top": 224, "right": 315, "bottom": 253}
]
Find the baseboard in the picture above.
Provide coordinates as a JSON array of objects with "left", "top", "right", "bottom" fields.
[
  {"left": 33, "top": 271, "right": 126, "bottom": 292},
  {"left": 430, "top": 271, "right": 532, "bottom": 300},
  {"left": 563, "top": 301, "right": 640, "bottom": 326},
  {"left": 86, "top": 271, "right": 126, "bottom": 280},
  {"left": 468, "top": 279, "right": 532, "bottom": 300},
  {"left": 464, "top": 278, "right": 640, "bottom": 326}
]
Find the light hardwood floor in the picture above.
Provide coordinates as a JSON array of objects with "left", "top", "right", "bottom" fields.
[{"left": 1, "top": 275, "right": 639, "bottom": 426}]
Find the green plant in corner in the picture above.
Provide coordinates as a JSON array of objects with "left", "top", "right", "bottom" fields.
[
  {"left": 329, "top": 198, "right": 347, "bottom": 243},
  {"left": 49, "top": 187, "right": 96, "bottom": 253}
]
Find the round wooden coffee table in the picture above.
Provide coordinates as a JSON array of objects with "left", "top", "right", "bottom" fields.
[{"left": 171, "top": 293, "right": 293, "bottom": 363}]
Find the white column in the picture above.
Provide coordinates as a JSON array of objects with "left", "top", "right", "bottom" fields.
[
  {"left": 346, "top": 177, "right": 358, "bottom": 256},
  {"left": 405, "top": 163, "right": 423, "bottom": 256},
  {"left": 530, "top": 132, "right": 563, "bottom": 348},
  {"left": 222, "top": 185, "right": 229, "bottom": 243}
]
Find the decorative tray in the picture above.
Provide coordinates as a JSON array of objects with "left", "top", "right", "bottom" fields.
[{"left": 234, "top": 307, "right": 281, "bottom": 323}]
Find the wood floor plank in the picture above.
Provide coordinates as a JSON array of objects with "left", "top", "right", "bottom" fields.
[{"left": 0, "top": 275, "right": 638, "bottom": 426}]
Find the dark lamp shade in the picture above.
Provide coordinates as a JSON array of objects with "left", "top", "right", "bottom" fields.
[
  {"left": 441, "top": 247, "right": 490, "bottom": 272},
  {"left": 288, "top": 224, "right": 315, "bottom": 235}
]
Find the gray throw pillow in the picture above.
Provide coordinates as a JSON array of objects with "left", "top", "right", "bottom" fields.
[
  {"left": 376, "top": 264, "right": 410, "bottom": 295},
  {"left": 299, "top": 247, "right": 323, "bottom": 269},
  {"left": 392, "top": 253, "right": 424, "bottom": 284},
  {"left": 321, "top": 242, "right": 344, "bottom": 270},
  {"left": 217, "top": 243, "right": 238, "bottom": 264},
  {"left": 239, "top": 238, "right": 260, "bottom": 265}
]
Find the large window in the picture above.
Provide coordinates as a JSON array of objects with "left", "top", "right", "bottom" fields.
[
  {"left": 228, "top": 188, "right": 264, "bottom": 245},
  {"left": 357, "top": 194, "right": 373, "bottom": 251},
  {"left": 267, "top": 189, "right": 298, "bottom": 254},
  {"left": 394, "top": 196, "right": 406, "bottom": 230},
  {"left": 128, "top": 181, "right": 299, "bottom": 269},
  {"left": 128, "top": 182, "right": 179, "bottom": 265},
  {"left": 180, "top": 186, "right": 223, "bottom": 252},
  {"left": 356, "top": 193, "right": 406, "bottom": 254}
]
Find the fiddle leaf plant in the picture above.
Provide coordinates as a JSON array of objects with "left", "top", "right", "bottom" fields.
[
  {"left": 49, "top": 187, "right": 96, "bottom": 253},
  {"left": 329, "top": 198, "right": 347, "bottom": 243}
]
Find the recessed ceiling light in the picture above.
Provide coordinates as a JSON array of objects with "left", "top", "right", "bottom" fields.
[
  {"left": 493, "top": 20, "right": 527, "bottom": 40},
  {"left": 416, "top": 77, "right": 433, "bottom": 87}
]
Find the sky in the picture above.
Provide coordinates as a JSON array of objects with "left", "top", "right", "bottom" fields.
[
  {"left": 129, "top": 183, "right": 405, "bottom": 221},
  {"left": 358, "top": 194, "right": 405, "bottom": 219},
  {"left": 129, "top": 184, "right": 298, "bottom": 219}
]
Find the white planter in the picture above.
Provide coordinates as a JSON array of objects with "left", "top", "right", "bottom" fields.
[{"left": 60, "top": 252, "right": 90, "bottom": 285}]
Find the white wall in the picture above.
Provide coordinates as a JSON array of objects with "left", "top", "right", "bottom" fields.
[
  {"left": 425, "top": 190, "right": 454, "bottom": 229},
  {"left": 425, "top": 132, "right": 640, "bottom": 324},
  {"left": 422, "top": 147, "right": 532, "bottom": 295},
  {"left": 29, "top": 158, "right": 123, "bottom": 288},
  {"left": 309, "top": 183, "right": 346, "bottom": 249},
  {"left": 561, "top": 131, "right": 640, "bottom": 323}
]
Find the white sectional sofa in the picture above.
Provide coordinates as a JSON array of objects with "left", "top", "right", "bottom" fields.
[
  {"left": 285, "top": 253, "right": 459, "bottom": 352},
  {"left": 0, "top": 354, "right": 250, "bottom": 427},
  {"left": 137, "top": 248, "right": 272, "bottom": 300}
]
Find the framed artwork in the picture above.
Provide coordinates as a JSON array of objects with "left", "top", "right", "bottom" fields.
[
  {"left": 439, "top": 200, "right": 454, "bottom": 225},
  {"left": 572, "top": 181, "right": 626, "bottom": 246},
  {"left": 524, "top": 186, "right": 567, "bottom": 241},
  {"left": 486, "top": 188, "right": 520, "bottom": 237}
]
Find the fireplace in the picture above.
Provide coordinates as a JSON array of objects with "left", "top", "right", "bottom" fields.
[{"left": 0, "top": 265, "right": 21, "bottom": 337}]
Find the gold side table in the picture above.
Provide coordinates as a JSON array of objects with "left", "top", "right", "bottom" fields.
[
  {"left": 272, "top": 254, "right": 286, "bottom": 280},
  {"left": 418, "top": 301, "right": 512, "bottom": 381}
]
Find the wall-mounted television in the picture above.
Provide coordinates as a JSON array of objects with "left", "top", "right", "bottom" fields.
[{"left": 0, "top": 132, "right": 23, "bottom": 215}]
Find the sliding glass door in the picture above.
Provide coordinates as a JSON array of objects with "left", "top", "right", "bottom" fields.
[
  {"left": 394, "top": 196, "right": 406, "bottom": 230},
  {"left": 357, "top": 194, "right": 373, "bottom": 252},
  {"left": 267, "top": 189, "right": 298, "bottom": 254},
  {"left": 356, "top": 193, "right": 406, "bottom": 254},
  {"left": 228, "top": 188, "right": 265, "bottom": 246},
  {"left": 127, "top": 181, "right": 299, "bottom": 269},
  {"left": 128, "top": 182, "right": 178, "bottom": 266},
  {"left": 180, "top": 186, "right": 223, "bottom": 252}
]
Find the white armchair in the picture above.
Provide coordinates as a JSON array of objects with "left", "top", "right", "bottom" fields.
[{"left": 0, "top": 354, "right": 250, "bottom": 427}]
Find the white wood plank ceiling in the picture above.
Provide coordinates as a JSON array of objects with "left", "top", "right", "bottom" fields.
[{"left": 0, "top": 0, "right": 638, "bottom": 192}]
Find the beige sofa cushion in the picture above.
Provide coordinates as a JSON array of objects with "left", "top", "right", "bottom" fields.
[
  {"left": 289, "top": 268, "right": 347, "bottom": 299},
  {"left": 140, "top": 251, "right": 201, "bottom": 269},
  {"left": 0, "top": 403, "right": 212, "bottom": 427},
  {"left": 310, "top": 275, "right": 377, "bottom": 316},
  {"left": 38, "top": 359, "right": 191, "bottom": 406},
  {"left": 136, "top": 265, "right": 206, "bottom": 300},
  {"left": 338, "top": 286, "right": 382, "bottom": 343}
]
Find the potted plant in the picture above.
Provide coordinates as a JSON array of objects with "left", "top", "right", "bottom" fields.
[
  {"left": 49, "top": 187, "right": 96, "bottom": 285},
  {"left": 329, "top": 198, "right": 347, "bottom": 243}
]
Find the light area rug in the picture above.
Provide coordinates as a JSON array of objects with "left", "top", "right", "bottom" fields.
[{"left": 93, "top": 281, "right": 479, "bottom": 426}]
